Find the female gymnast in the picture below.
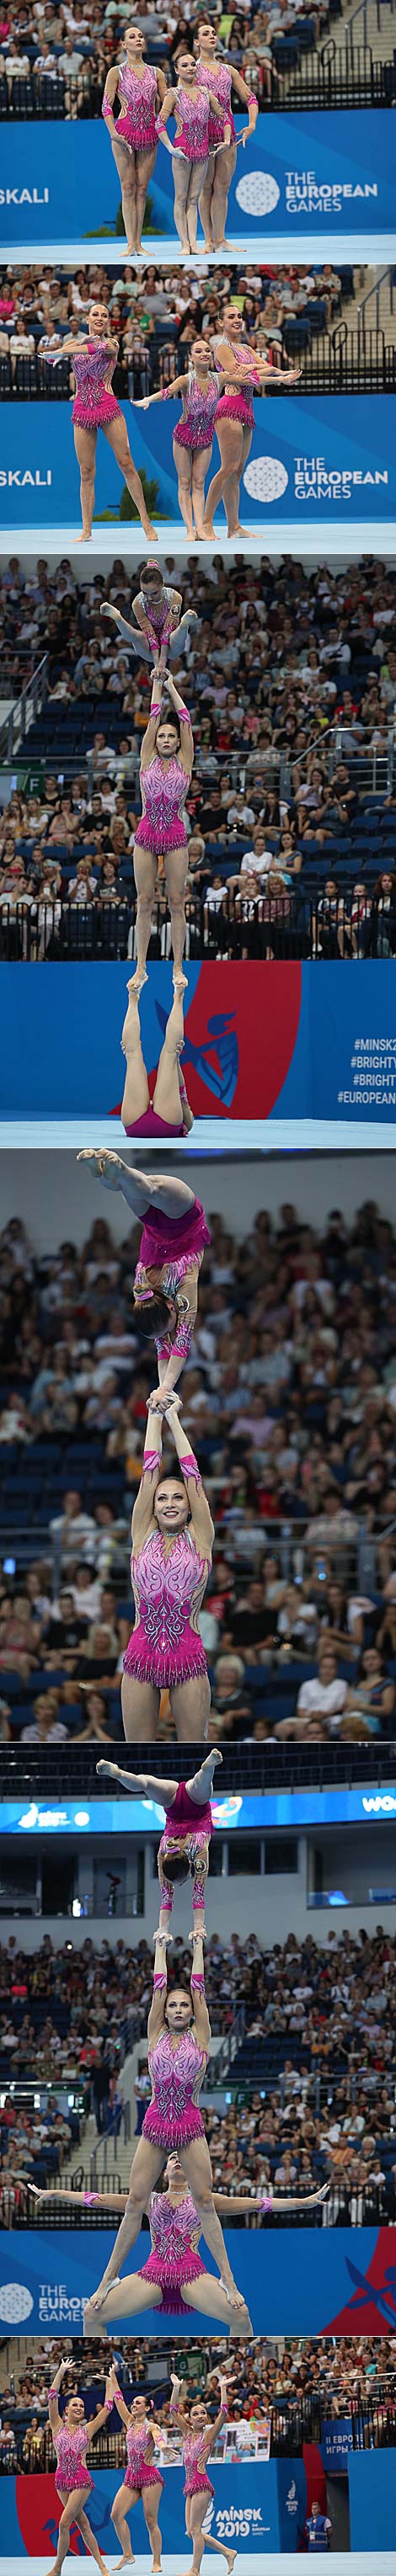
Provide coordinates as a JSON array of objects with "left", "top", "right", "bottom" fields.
[
  {"left": 102, "top": 25, "right": 166, "bottom": 256},
  {"left": 136, "top": 343, "right": 226, "bottom": 540},
  {"left": 203, "top": 306, "right": 302, "bottom": 539},
  {"left": 102, "top": 562, "right": 199, "bottom": 661},
  {"left": 46, "top": 2355, "right": 118, "bottom": 2576},
  {"left": 155, "top": 56, "right": 227, "bottom": 253},
  {"left": 169, "top": 2367, "right": 236, "bottom": 2574},
  {"left": 82, "top": 1928, "right": 249, "bottom": 2329},
  {"left": 118, "top": 983, "right": 194, "bottom": 1139},
  {"left": 131, "top": 656, "right": 194, "bottom": 987},
  {"left": 27, "top": 2167, "right": 329, "bottom": 2345},
  {"left": 77, "top": 1147, "right": 209, "bottom": 1391},
  {"left": 195, "top": 23, "right": 259, "bottom": 252},
  {"left": 96, "top": 1750, "right": 221, "bottom": 1929},
  {"left": 120, "top": 1402, "right": 214, "bottom": 1740},
  {"left": 43, "top": 302, "right": 155, "bottom": 544},
  {"left": 110, "top": 2384, "right": 165, "bottom": 2572}
]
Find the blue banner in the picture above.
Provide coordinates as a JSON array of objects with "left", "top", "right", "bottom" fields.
[
  {"left": 1, "top": 397, "right": 396, "bottom": 530},
  {"left": 0, "top": 111, "right": 393, "bottom": 246},
  {"left": 349, "top": 2450, "right": 396, "bottom": 2551},
  {"left": 1, "top": 963, "right": 396, "bottom": 1126},
  {"left": 1, "top": 1786, "right": 396, "bottom": 1832},
  {"left": 2, "top": 2227, "right": 396, "bottom": 2336},
  {"left": 320, "top": 2421, "right": 353, "bottom": 2472},
  {"left": 0, "top": 2464, "right": 280, "bottom": 2557},
  {"left": 277, "top": 2458, "right": 308, "bottom": 2551}
]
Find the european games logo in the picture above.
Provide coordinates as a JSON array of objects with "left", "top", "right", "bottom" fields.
[
  {"left": 286, "top": 2481, "right": 298, "bottom": 2516},
  {"left": 243, "top": 457, "right": 289, "bottom": 504},
  {"left": 0, "top": 2283, "right": 34, "bottom": 2323},
  {"left": 235, "top": 171, "right": 280, "bottom": 218}
]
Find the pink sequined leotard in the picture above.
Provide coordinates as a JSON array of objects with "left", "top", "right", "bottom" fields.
[
  {"left": 124, "top": 2418, "right": 165, "bottom": 2494},
  {"left": 213, "top": 332, "right": 260, "bottom": 430},
  {"left": 134, "top": 1195, "right": 211, "bottom": 1364},
  {"left": 196, "top": 57, "right": 236, "bottom": 146},
  {"left": 112, "top": 59, "right": 158, "bottom": 148},
  {"left": 138, "top": 2185, "right": 207, "bottom": 2313},
  {"left": 136, "top": 753, "right": 189, "bottom": 857},
  {"left": 55, "top": 2422, "right": 94, "bottom": 2501},
  {"left": 72, "top": 338, "right": 120, "bottom": 428},
  {"left": 138, "top": 582, "right": 180, "bottom": 646},
  {"left": 123, "top": 1527, "right": 210, "bottom": 1691},
  {"left": 142, "top": 2025, "right": 208, "bottom": 2148},
  {"left": 163, "top": 368, "right": 219, "bottom": 454},
  {"left": 183, "top": 2431, "right": 216, "bottom": 2499},
  {"left": 172, "top": 82, "right": 211, "bottom": 162}
]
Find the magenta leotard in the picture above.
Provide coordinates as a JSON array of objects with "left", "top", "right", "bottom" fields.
[
  {"left": 55, "top": 2422, "right": 94, "bottom": 2500},
  {"left": 196, "top": 57, "right": 236, "bottom": 146},
  {"left": 72, "top": 338, "right": 120, "bottom": 428},
  {"left": 112, "top": 59, "right": 158, "bottom": 148},
  {"left": 124, "top": 2417, "right": 165, "bottom": 2494},
  {"left": 138, "top": 2186, "right": 206, "bottom": 2313},
  {"left": 163, "top": 368, "right": 219, "bottom": 454},
  {"left": 138, "top": 582, "right": 180, "bottom": 646},
  {"left": 159, "top": 1776, "right": 212, "bottom": 1889},
  {"left": 172, "top": 82, "right": 211, "bottom": 162},
  {"left": 123, "top": 1527, "right": 210, "bottom": 1691},
  {"left": 183, "top": 2432, "right": 215, "bottom": 2499},
  {"left": 213, "top": 331, "right": 260, "bottom": 430},
  {"left": 135, "top": 1195, "right": 211, "bottom": 1365},
  {"left": 142, "top": 2025, "right": 208, "bottom": 2148},
  {"left": 136, "top": 752, "right": 189, "bottom": 857},
  {"left": 125, "top": 1103, "right": 186, "bottom": 1139}
]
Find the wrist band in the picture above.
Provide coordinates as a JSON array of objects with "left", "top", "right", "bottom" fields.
[
  {"left": 179, "top": 707, "right": 190, "bottom": 722},
  {"left": 102, "top": 96, "right": 113, "bottom": 115},
  {"left": 153, "top": 1969, "right": 167, "bottom": 1990},
  {"left": 142, "top": 1450, "right": 161, "bottom": 1472},
  {"left": 248, "top": 93, "right": 257, "bottom": 106},
  {"left": 191, "top": 1970, "right": 205, "bottom": 1991},
  {"left": 179, "top": 1452, "right": 201, "bottom": 1486},
  {"left": 83, "top": 2191, "right": 99, "bottom": 2206},
  {"left": 260, "top": 2195, "right": 273, "bottom": 2214},
  {"left": 151, "top": 700, "right": 161, "bottom": 716},
  {"left": 48, "top": 2387, "right": 58, "bottom": 2400},
  {"left": 104, "top": 2398, "right": 113, "bottom": 2412}
]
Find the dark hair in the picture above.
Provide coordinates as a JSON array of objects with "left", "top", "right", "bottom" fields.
[
  {"left": 134, "top": 1291, "right": 174, "bottom": 1340},
  {"left": 164, "top": 1983, "right": 193, "bottom": 2020},
  {"left": 139, "top": 562, "right": 163, "bottom": 588},
  {"left": 161, "top": 1850, "right": 190, "bottom": 1887},
  {"left": 157, "top": 711, "right": 182, "bottom": 750}
]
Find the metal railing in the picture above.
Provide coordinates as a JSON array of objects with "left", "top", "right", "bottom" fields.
[
  {"left": 266, "top": 36, "right": 394, "bottom": 104},
  {"left": 0, "top": 891, "right": 394, "bottom": 963},
  {"left": 3, "top": 332, "right": 396, "bottom": 405},
  {"left": 0, "top": 657, "right": 48, "bottom": 767}
]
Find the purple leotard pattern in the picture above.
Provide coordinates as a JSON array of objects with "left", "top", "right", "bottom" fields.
[
  {"left": 138, "top": 2187, "right": 206, "bottom": 2313},
  {"left": 72, "top": 339, "right": 120, "bottom": 428},
  {"left": 124, "top": 2419, "right": 165, "bottom": 2494},
  {"left": 136, "top": 752, "right": 189, "bottom": 856},
  {"left": 124, "top": 1528, "right": 209, "bottom": 1690},
  {"left": 55, "top": 2423, "right": 94, "bottom": 2500},
  {"left": 167, "top": 369, "right": 219, "bottom": 454},
  {"left": 114, "top": 59, "right": 158, "bottom": 147},
  {"left": 183, "top": 2433, "right": 215, "bottom": 2499},
  {"left": 173, "top": 82, "right": 211, "bottom": 162},
  {"left": 142, "top": 2026, "right": 208, "bottom": 2148},
  {"left": 138, "top": 583, "right": 179, "bottom": 646},
  {"left": 213, "top": 332, "right": 260, "bottom": 430},
  {"left": 135, "top": 1196, "right": 210, "bottom": 1360},
  {"left": 196, "top": 57, "right": 236, "bottom": 146}
]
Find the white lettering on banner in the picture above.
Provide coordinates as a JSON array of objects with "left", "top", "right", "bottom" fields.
[
  {"left": 216, "top": 2510, "right": 269, "bottom": 2538},
  {"left": 362, "top": 1795, "right": 396, "bottom": 1812},
  {"left": 0, "top": 188, "right": 50, "bottom": 204},
  {"left": 284, "top": 168, "right": 377, "bottom": 215},
  {"left": 39, "top": 2283, "right": 87, "bottom": 2325},
  {"left": 337, "top": 1035, "right": 396, "bottom": 1112},
  {"left": 294, "top": 456, "right": 388, "bottom": 503},
  {"left": 0, "top": 471, "right": 52, "bottom": 487}
]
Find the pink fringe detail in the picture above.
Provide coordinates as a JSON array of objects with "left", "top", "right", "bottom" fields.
[
  {"left": 138, "top": 2247, "right": 206, "bottom": 2314},
  {"left": 123, "top": 1636, "right": 207, "bottom": 1687},
  {"left": 142, "top": 2102, "right": 204, "bottom": 2147}
]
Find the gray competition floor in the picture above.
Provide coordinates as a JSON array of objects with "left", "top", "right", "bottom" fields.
[
  {"left": 3, "top": 2557, "right": 396, "bottom": 2575},
  {"left": 1, "top": 1118, "right": 396, "bottom": 1154},
  {"left": 3, "top": 526, "right": 396, "bottom": 560}
]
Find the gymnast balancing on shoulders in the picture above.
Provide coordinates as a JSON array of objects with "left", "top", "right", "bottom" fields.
[
  {"left": 102, "top": 561, "right": 199, "bottom": 661},
  {"left": 136, "top": 343, "right": 227, "bottom": 540},
  {"left": 43, "top": 301, "right": 156, "bottom": 546},
  {"left": 45, "top": 2356, "right": 118, "bottom": 2576},
  {"left": 76, "top": 1150, "right": 209, "bottom": 1383},
  {"left": 102, "top": 24, "right": 167, "bottom": 256},
  {"left": 203, "top": 307, "right": 302, "bottom": 540},
  {"left": 195, "top": 21, "right": 259, "bottom": 252},
  {"left": 26, "top": 2164, "right": 330, "bottom": 2328},
  {"left": 81, "top": 1927, "right": 252, "bottom": 2330},
  {"left": 155, "top": 54, "right": 228, "bottom": 253},
  {"left": 130, "top": 654, "right": 194, "bottom": 989}
]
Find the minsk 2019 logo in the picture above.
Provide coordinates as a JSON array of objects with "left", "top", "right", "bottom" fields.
[{"left": 327, "top": 2242, "right": 396, "bottom": 2332}]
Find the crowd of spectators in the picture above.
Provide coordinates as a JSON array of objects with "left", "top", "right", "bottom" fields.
[
  {"left": 1, "top": 552, "right": 396, "bottom": 961},
  {"left": 0, "top": 2334, "right": 395, "bottom": 2478},
  {"left": 0, "top": 0, "right": 362, "bottom": 122},
  {"left": 0, "top": 259, "right": 350, "bottom": 390},
  {"left": 0, "top": 1192, "right": 396, "bottom": 1742},
  {"left": 3, "top": 1925, "right": 396, "bottom": 2231}
]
